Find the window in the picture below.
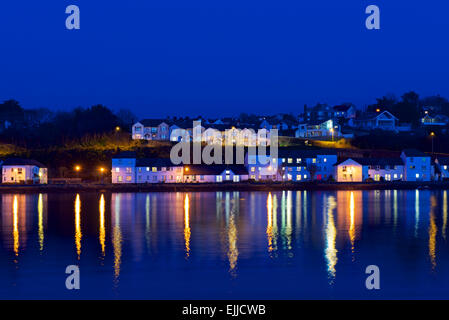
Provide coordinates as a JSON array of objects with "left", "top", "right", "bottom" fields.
[
  {"left": 394, "top": 174, "right": 398, "bottom": 179},
  {"left": 297, "top": 167, "right": 301, "bottom": 171},
  {"left": 153, "top": 176, "right": 157, "bottom": 181},
  {"left": 287, "top": 174, "right": 292, "bottom": 180},
  {"left": 444, "top": 165, "right": 448, "bottom": 170},
  {"left": 146, "top": 167, "right": 150, "bottom": 171},
  {"left": 115, "top": 167, "right": 120, "bottom": 172},
  {"left": 296, "top": 175, "right": 301, "bottom": 181},
  {"left": 200, "top": 175, "right": 204, "bottom": 180},
  {"left": 288, "top": 158, "right": 293, "bottom": 163},
  {"left": 126, "top": 176, "right": 132, "bottom": 181},
  {"left": 138, "top": 168, "right": 142, "bottom": 172},
  {"left": 216, "top": 176, "right": 223, "bottom": 182},
  {"left": 323, "top": 158, "right": 327, "bottom": 163},
  {"left": 118, "top": 176, "right": 122, "bottom": 182},
  {"left": 304, "top": 175, "right": 307, "bottom": 179},
  {"left": 251, "top": 167, "right": 255, "bottom": 172},
  {"left": 152, "top": 167, "right": 157, "bottom": 172},
  {"left": 126, "top": 167, "right": 132, "bottom": 173},
  {"left": 416, "top": 173, "right": 420, "bottom": 179},
  {"left": 312, "top": 158, "right": 316, "bottom": 163},
  {"left": 251, "top": 175, "right": 256, "bottom": 180},
  {"left": 296, "top": 158, "right": 301, "bottom": 163},
  {"left": 233, "top": 176, "right": 239, "bottom": 182}
]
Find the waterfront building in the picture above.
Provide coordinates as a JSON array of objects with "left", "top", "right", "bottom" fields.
[
  {"left": 182, "top": 165, "right": 248, "bottom": 183},
  {"left": 112, "top": 152, "right": 137, "bottom": 183},
  {"left": 400, "top": 149, "right": 432, "bottom": 181},
  {"left": 1, "top": 158, "right": 47, "bottom": 184},
  {"left": 135, "top": 158, "right": 184, "bottom": 183},
  {"left": 334, "top": 158, "right": 404, "bottom": 182},
  {"left": 245, "top": 148, "right": 337, "bottom": 182}
]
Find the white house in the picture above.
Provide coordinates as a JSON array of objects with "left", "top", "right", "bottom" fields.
[
  {"left": 295, "top": 119, "right": 341, "bottom": 139},
  {"left": 132, "top": 119, "right": 170, "bottom": 141},
  {"left": 2, "top": 158, "right": 47, "bottom": 184},
  {"left": 112, "top": 152, "right": 137, "bottom": 183},
  {"left": 351, "top": 111, "right": 398, "bottom": 131},
  {"left": 135, "top": 158, "right": 184, "bottom": 183},
  {"left": 334, "top": 158, "right": 404, "bottom": 182},
  {"left": 400, "top": 149, "right": 432, "bottom": 181}
]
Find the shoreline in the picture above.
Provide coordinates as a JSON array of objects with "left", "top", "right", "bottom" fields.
[{"left": 0, "top": 181, "right": 448, "bottom": 193}]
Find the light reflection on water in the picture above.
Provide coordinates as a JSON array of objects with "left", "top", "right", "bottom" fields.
[{"left": 1, "top": 190, "right": 449, "bottom": 299}]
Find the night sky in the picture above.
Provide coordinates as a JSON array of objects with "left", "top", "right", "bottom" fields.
[{"left": 1, "top": 1, "right": 448, "bottom": 118}]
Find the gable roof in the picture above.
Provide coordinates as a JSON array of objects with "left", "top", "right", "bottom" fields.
[
  {"left": 2, "top": 158, "right": 46, "bottom": 167},
  {"left": 137, "top": 119, "right": 168, "bottom": 127},
  {"left": 333, "top": 105, "right": 352, "bottom": 112},
  {"left": 357, "top": 110, "right": 398, "bottom": 121}
]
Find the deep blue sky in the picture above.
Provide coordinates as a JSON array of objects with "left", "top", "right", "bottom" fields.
[{"left": 1, "top": 1, "right": 448, "bottom": 118}]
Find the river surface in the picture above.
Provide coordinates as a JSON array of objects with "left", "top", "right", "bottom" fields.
[{"left": 0, "top": 190, "right": 448, "bottom": 299}]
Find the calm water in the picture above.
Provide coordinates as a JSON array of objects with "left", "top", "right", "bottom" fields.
[{"left": 0, "top": 190, "right": 448, "bottom": 299}]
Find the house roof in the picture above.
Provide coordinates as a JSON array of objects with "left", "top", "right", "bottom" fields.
[
  {"left": 401, "top": 149, "right": 427, "bottom": 157},
  {"left": 334, "top": 157, "right": 403, "bottom": 167},
  {"left": 277, "top": 148, "right": 337, "bottom": 158},
  {"left": 356, "top": 110, "right": 398, "bottom": 121},
  {"left": 2, "top": 158, "right": 46, "bottom": 168},
  {"left": 138, "top": 119, "right": 168, "bottom": 127},
  {"left": 183, "top": 164, "right": 248, "bottom": 175}
]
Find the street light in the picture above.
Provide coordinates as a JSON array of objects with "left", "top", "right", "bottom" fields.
[
  {"left": 99, "top": 167, "right": 105, "bottom": 183},
  {"left": 75, "top": 165, "right": 81, "bottom": 179},
  {"left": 330, "top": 128, "right": 334, "bottom": 142},
  {"left": 115, "top": 126, "right": 121, "bottom": 132}
]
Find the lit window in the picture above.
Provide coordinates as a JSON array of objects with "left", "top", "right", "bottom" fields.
[
  {"left": 323, "top": 158, "right": 327, "bottom": 163},
  {"left": 394, "top": 174, "right": 398, "bottom": 179},
  {"left": 152, "top": 167, "right": 157, "bottom": 172},
  {"left": 296, "top": 158, "right": 301, "bottom": 163},
  {"left": 312, "top": 159, "right": 316, "bottom": 163},
  {"left": 297, "top": 175, "right": 301, "bottom": 181},
  {"left": 444, "top": 165, "right": 448, "bottom": 170},
  {"left": 146, "top": 167, "right": 150, "bottom": 171},
  {"left": 251, "top": 167, "right": 255, "bottom": 172},
  {"left": 126, "top": 176, "right": 132, "bottom": 181},
  {"left": 304, "top": 175, "right": 307, "bottom": 179},
  {"left": 115, "top": 168, "right": 120, "bottom": 172},
  {"left": 288, "top": 158, "right": 293, "bottom": 163},
  {"left": 416, "top": 173, "right": 420, "bottom": 178}
]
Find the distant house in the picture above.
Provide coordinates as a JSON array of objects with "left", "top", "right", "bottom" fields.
[
  {"left": 132, "top": 120, "right": 170, "bottom": 140},
  {"left": 183, "top": 165, "right": 248, "bottom": 183},
  {"left": 334, "top": 158, "right": 403, "bottom": 182},
  {"left": 333, "top": 105, "right": 356, "bottom": 119},
  {"left": 400, "top": 149, "right": 432, "bottom": 181},
  {"left": 2, "top": 158, "right": 47, "bottom": 184},
  {"left": 303, "top": 104, "right": 333, "bottom": 123},
  {"left": 435, "top": 157, "right": 449, "bottom": 180},
  {"left": 351, "top": 111, "right": 398, "bottom": 131},
  {"left": 421, "top": 114, "right": 449, "bottom": 127},
  {"left": 295, "top": 119, "right": 341, "bottom": 139}
]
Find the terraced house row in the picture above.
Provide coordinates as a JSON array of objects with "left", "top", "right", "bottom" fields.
[{"left": 112, "top": 149, "right": 449, "bottom": 184}]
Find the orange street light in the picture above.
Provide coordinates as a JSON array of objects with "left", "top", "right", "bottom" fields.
[
  {"left": 115, "top": 126, "right": 121, "bottom": 132},
  {"left": 376, "top": 108, "right": 380, "bottom": 112},
  {"left": 185, "top": 167, "right": 189, "bottom": 172},
  {"left": 75, "top": 165, "right": 81, "bottom": 172},
  {"left": 99, "top": 167, "right": 105, "bottom": 173}
]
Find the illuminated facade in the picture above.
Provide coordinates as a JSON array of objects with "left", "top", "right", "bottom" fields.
[{"left": 1, "top": 158, "right": 47, "bottom": 184}]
